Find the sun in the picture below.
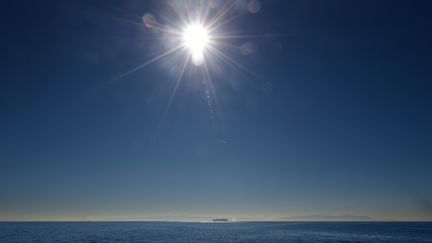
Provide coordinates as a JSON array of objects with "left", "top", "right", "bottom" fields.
[
  {"left": 182, "top": 24, "right": 209, "bottom": 65},
  {"left": 106, "top": 1, "right": 265, "bottom": 137},
  {"left": 109, "top": 1, "right": 265, "bottom": 126}
]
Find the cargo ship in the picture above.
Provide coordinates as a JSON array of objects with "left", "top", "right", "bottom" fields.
[{"left": 212, "top": 218, "right": 229, "bottom": 222}]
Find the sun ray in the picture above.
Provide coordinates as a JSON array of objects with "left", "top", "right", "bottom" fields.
[
  {"left": 102, "top": 44, "right": 184, "bottom": 88},
  {"left": 212, "top": 33, "right": 283, "bottom": 40},
  {"left": 201, "top": 0, "right": 214, "bottom": 24},
  {"left": 207, "top": 45, "right": 258, "bottom": 79},
  {"left": 207, "top": 0, "right": 237, "bottom": 30},
  {"left": 208, "top": 11, "right": 245, "bottom": 33},
  {"left": 160, "top": 54, "right": 191, "bottom": 126},
  {"left": 169, "top": 0, "right": 190, "bottom": 27},
  {"left": 207, "top": 40, "right": 244, "bottom": 52},
  {"left": 104, "top": 0, "right": 268, "bottom": 135}
]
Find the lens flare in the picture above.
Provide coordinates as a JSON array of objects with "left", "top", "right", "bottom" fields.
[{"left": 106, "top": 0, "right": 268, "bottom": 140}]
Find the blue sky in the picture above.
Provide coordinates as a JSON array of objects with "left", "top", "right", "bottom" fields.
[{"left": 1, "top": 0, "right": 432, "bottom": 221}]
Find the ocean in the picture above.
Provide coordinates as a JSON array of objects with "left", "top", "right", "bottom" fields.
[{"left": 0, "top": 221, "right": 431, "bottom": 242}]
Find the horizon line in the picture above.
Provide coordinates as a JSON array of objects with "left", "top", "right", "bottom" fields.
[{"left": 1, "top": 219, "right": 432, "bottom": 223}]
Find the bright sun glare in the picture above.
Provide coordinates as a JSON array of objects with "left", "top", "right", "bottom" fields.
[
  {"left": 111, "top": 1, "right": 264, "bottom": 134},
  {"left": 182, "top": 24, "right": 209, "bottom": 65}
]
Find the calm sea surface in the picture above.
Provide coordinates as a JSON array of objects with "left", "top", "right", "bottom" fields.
[{"left": 0, "top": 221, "right": 431, "bottom": 242}]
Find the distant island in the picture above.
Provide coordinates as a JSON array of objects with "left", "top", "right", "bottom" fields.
[
  {"left": 212, "top": 218, "right": 229, "bottom": 222},
  {"left": 278, "top": 215, "right": 373, "bottom": 221}
]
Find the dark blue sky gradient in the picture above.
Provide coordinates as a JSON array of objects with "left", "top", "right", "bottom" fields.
[{"left": 1, "top": 0, "right": 432, "bottom": 220}]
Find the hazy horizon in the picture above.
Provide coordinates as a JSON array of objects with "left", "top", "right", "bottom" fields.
[{"left": 1, "top": 214, "right": 431, "bottom": 222}]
